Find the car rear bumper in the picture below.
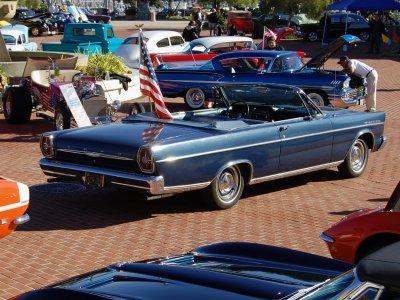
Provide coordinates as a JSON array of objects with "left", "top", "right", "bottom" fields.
[{"left": 39, "top": 158, "right": 165, "bottom": 194}]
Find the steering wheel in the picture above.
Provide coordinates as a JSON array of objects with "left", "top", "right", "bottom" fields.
[
  {"left": 72, "top": 72, "right": 83, "bottom": 85},
  {"left": 228, "top": 101, "right": 250, "bottom": 119}
]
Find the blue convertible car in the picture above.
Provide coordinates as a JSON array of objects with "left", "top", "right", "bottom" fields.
[
  {"left": 156, "top": 35, "right": 366, "bottom": 109},
  {"left": 39, "top": 83, "right": 386, "bottom": 209},
  {"left": 13, "top": 241, "right": 400, "bottom": 299}
]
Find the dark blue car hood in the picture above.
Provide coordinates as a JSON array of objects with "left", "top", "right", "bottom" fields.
[{"left": 32, "top": 242, "right": 353, "bottom": 299}]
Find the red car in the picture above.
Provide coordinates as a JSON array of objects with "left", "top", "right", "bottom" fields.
[
  {"left": 226, "top": 10, "right": 254, "bottom": 36},
  {"left": 0, "top": 176, "right": 30, "bottom": 239},
  {"left": 320, "top": 181, "right": 400, "bottom": 264}
]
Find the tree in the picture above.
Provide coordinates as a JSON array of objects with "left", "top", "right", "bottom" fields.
[
  {"left": 196, "top": 0, "right": 258, "bottom": 9},
  {"left": 259, "top": 0, "right": 330, "bottom": 20},
  {"left": 17, "top": 0, "right": 42, "bottom": 10}
]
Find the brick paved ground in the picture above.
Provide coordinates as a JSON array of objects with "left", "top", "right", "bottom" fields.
[{"left": 0, "top": 25, "right": 399, "bottom": 299}]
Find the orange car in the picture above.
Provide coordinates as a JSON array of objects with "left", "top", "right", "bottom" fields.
[{"left": 0, "top": 176, "right": 30, "bottom": 238}]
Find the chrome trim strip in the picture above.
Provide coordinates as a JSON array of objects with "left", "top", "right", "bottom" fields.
[
  {"left": 13, "top": 214, "right": 30, "bottom": 225},
  {"left": 156, "top": 122, "right": 384, "bottom": 163},
  {"left": 250, "top": 161, "right": 343, "bottom": 185},
  {"left": 57, "top": 149, "right": 135, "bottom": 161},
  {"left": 0, "top": 201, "right": 28, "bottom": 212},
  {"left": 39, "top": 159, "right": 164, "bottom": 194},
  {"left": 319, "top": 232, "right": 335, "bottom": 244},
  {"left": 163, "top": 181, "right": 211, "bottom": 193}
]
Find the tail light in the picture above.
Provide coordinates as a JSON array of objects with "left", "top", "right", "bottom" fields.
[
  {"left": 40, "top": 134, "right": 55, "bottom": 158},
  {"left": 137, "top": 147, "right": 155, "bottom": 173}
]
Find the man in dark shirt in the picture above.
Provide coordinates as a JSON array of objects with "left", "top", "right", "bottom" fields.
[{"left": 368, "top": 14, "right": 386, "bottom": 54}]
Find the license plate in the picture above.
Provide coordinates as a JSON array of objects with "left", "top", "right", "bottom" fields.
[{"left": 84, "top": 172, "right": 105, "bottom": 188}]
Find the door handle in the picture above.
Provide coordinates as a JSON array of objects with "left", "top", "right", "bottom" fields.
[{"left": 279, "top": 126, "right": 289, "bottom": 131}]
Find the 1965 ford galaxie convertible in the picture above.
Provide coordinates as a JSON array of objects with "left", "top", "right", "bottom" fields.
[
  {"left": 39, "top": 83, "right": 386, "bottom": 209},
  {"left": 156, "top": 35, "right": 366, "bottom": 109}
]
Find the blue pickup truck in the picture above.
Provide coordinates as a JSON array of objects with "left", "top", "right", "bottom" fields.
[{"left": 41, "top": 23, "right": 123, "bottom": 54}]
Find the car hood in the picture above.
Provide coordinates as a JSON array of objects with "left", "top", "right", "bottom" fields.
[
  {"left": 114, "top": 44, "right": 140, "bottom": 68},
  {"left": 303, "top": 34, "right": 362, "bottom": 70},
  {"left": 45, "top": 242, "right": 352, "bottom": 299}
]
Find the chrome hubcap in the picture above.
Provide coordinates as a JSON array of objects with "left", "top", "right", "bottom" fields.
[
  {"left": 350, "top": 141, "right": 366, "bottom": 172},
  {"left": 308, "top": 93, "right": 324, "bottom": 106},
  {"left": 5, "top": 96, "right": 11, "bottom": 115},
  {"left": 55, "top": 113, "right": 64, "bottom": 130},
  {"left": 187, "top": 89, "right": 204, "bottom": 108},
  {"left": 217, "top": 168, "right": 239, "bottom": 203}
]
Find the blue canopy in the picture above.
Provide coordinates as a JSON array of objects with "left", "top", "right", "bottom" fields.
[{"left": 328, "top": 0, "right": 400, "bottom": 10}]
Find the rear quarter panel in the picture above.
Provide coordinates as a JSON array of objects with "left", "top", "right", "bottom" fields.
[{"left": 329, "top": 111, "right": 386, "bottom": 162}]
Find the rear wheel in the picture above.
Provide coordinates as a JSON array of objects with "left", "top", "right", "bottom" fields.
[
  {"left": 128, "top": 103, "right": 145, "bottom": 115},
  {"left": 30, "top": 27, "right": 40, "bottom": 36},
  {"left": 204, "top": 165, "right": 244, "bottom": 210},
  {"left": 338, "top": 138, "right": 369, "bottom": 178},
  {"left": 54, "top": 104, "right": 71, "bottom": 130},
  {"left": 306, "top": 91, "right": 328, "bottom": 106},
  {"left": 306, "top": 31, "right": 318, "bottom": 42},
  {"left": 359, "top": 31, "right": 369, "bottom": 41},
  {"left": 3, "top": 87, "right": 32, "bottom": 124},
  {"left": 184, "top": 88, "right": 205, "bottom": 109}
]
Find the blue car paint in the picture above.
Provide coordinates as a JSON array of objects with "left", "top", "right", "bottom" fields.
[
  {"left": 17, "top": 242, "right": 354, "bottom": 299},
  {"left": 156, "top": 35, "right": 365, "bottom": 108},
  {"left": 40, "top": 84, "right": 385, "bottom": 207}
]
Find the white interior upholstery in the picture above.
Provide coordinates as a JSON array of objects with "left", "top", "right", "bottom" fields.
[{"left": 30, "top": 70, "right": 81, "bottom": 88}]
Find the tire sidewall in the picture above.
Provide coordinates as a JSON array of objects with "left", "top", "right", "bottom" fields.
[{"left": 184, "top": 88, "right": 205, "bottom": 109}]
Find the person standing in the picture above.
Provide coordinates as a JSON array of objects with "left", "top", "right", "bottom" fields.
[
  {"left": 208, "top": 8, "right": 218, "bottom": 36},
  {"left": 259, "top": 37, "right": 285, "bottom": 50},
  {"left": 337, "top": 56, "right": 378, "bottom": 112},
  {"left": 368, "top": 14, "right": 386, "bottom": 54},
  {"left": 182, "top": 20, "right": 199, "bottom": 42},
  {"left": 192, "top": 7, "right": 203, "bottom": 37},
  {"left": 64, "top": 14, "right": 75, "bottom": 26}
]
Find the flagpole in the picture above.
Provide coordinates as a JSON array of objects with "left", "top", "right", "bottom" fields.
[
  {"left": 137, "top": 24, "right": 153, "bottom": 113},
  {"left": 262, "top": 26, "right": 265, "bottom": 50}
]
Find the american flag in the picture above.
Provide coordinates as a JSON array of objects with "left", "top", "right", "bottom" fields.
[
  {"left": 139, "top": 30, "right": 173, "bottom": 119},
  {"left": 142, "top": 124, "right": 164, "bottom": 143},
  {"left": 264, "top": 26, "right": 277, "bottom": 40}
]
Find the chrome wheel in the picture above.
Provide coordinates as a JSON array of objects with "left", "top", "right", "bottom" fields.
[
  {"left": 55, "top": 111, "right": 64, "bottom": 131},
  {"left": 5, "top": 95, "right": 11, "bottom": 116},
  {"left": 349, "top": 140, "right": 367, "bottom": 173},
  {"left": 338, "top": 138, "right": 369, "bottom": 178},
  {"left": 185, "top": 88, "right": 205, "bottom": 109},
  {"left": 205, "top": 165, "right": 244, "bottom": 209},
  {"left": 359, "top": 31, "right": 369, "bottom": 41},
  {"left": 307, "top": 32, "right": 318, "bottom": 42},
  {"left": 217, "top": 167, "right": 240, "bottom": 203},
  {"left": 31, "top": 27, "right": 40, "bottom": 36},
  {"left": 307, "top": 92, "right": 327, "bottom": 106}
]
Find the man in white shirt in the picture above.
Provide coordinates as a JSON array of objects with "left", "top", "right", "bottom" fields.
[{"left": 337, "top": 56, "right": 378, "bottom": 112}]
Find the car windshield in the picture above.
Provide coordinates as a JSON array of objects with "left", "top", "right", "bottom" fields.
[
  {"left": 2, "top": 35, "right": 16, "bottom": 44},
  {"left": 270, "top": 53, "right": 304, "bottom": 72},
  {"left": 122, "top": 37, "right": 148, "bottom": 45},
  {"left": 289, "top": 270, "right": 358, "bottom": 300},
  {"left": 20, "top": 10, "right": 35, "bottom": 18},
  {"left": 217, "top": 85, "right": 309, "bottom": 109}
]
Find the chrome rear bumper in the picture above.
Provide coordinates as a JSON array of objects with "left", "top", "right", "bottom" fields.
[{"left": 39, "top": 158, "right": 165, "bottom": 194}]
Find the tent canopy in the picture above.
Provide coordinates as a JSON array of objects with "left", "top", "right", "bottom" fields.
[{"left": 328, "top": 0, "right": 400, "bottom": 11}]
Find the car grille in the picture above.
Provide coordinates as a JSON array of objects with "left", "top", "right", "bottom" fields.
[
  {"left": 345, "top": 87, "right": 367, "bottom": 101},
  {"left": 55, "top": 149, "right": 141, "bottom": 173}
]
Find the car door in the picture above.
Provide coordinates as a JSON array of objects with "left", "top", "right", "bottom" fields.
[{"left": 276, "top": 94, "right": 334, "bottom": 173}]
